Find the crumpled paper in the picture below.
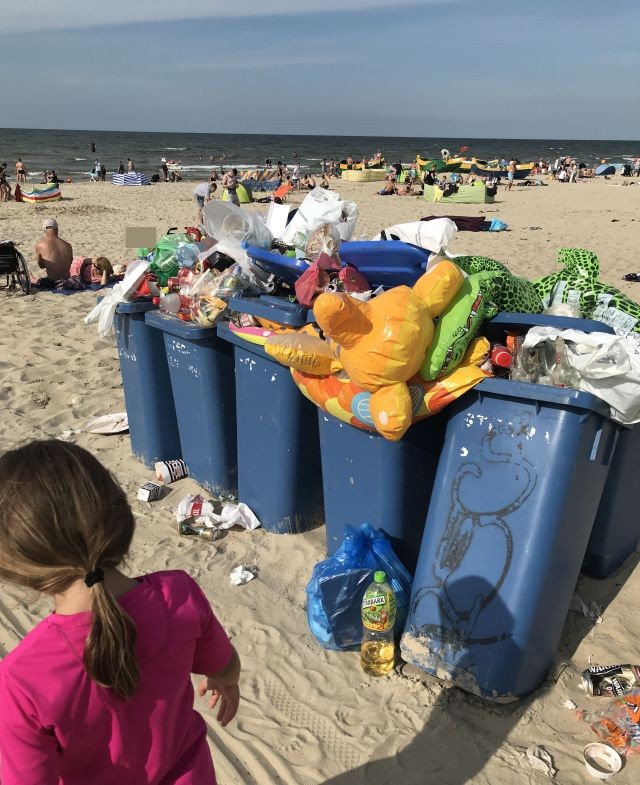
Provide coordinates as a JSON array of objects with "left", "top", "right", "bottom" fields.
[
  {"left": 230, "top": 565, "right": 255, "bottom": 586},
  {"left": 175, "top": 495, "right": 261, "bottom": 532},
  {"left": 522, "top": 746, "right": 557, "bottom": 778}
]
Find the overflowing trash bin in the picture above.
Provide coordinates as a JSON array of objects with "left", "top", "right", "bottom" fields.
[
  {"left": 113, "top": 302, "right": 182, "bottom": 468},
  {"left": 400, "top": 378, "right": 618, "bottom": 700},
  {"left": 583, "top": 423, "right": 640, "bottom": 578},
  {"left": 217, "top": 296, "right": 324, "bottom": 534},
  {"left": 145, "top": 310, "right": 237, "bottom": 496},
  {"left": 317, "top": 413, "right": 445, "bottom": 573}
]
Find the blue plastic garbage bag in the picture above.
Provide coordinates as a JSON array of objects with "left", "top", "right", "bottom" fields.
[
  {"left": 306, "top": 523, "right": 413, "bottom": 650},
  {"left": 489, "top": 218, "right": 509, "bottom": 232}
]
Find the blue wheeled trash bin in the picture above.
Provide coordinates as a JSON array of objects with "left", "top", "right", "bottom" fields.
[
  {"left": 145, "top": 310, "right": 237, "bottom": 496},
  {"left": 583, "top": 423, "right": 640, "bottom": 577},
  {"left": 484, "top": 312, "right": 640, "bottom": 580},
  {"left": 113, "top": 302, "right": 182, "bottom": 468},
  {"left": 318, "top": 413, "right": 446, "bottom": 574},
  {"left": 400, "top": 378, "right": 618, "bottom": 700},
  {"left": 217, "top": 296, "right": 324, "bottom": 534}
]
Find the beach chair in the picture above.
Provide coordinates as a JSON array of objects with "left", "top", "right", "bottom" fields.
[
  {"left": 0, "top": 241, "right": 31, "bottom": 294},
  {"left": 272, "top": 183, "right": 294, "bottom": 203}
]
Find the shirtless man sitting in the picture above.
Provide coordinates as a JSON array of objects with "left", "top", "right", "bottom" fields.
[{"left": 33, "top": 219, "right": 73, "bottom": 288}]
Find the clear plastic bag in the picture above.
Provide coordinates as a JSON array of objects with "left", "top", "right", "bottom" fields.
[{"left": 306, "top": 523, "right": 413, "bottom": 650}]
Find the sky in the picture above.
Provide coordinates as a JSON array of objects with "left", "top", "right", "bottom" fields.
[{"left": 2, "top": 0, "right": 639, "bottom": 139}]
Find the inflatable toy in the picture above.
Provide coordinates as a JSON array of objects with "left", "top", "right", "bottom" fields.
[
  {"left": 291, "top": 337, "right": 490, "bottom": 441},
  {"left": 419, "top": 271, "right": 502, "bottom": 381},
  {"left": 534, "top": 248, "right": 640, "bottom": 349},
  {"left": 265, "top": 326, "right": 342, "bottom": 376},
  {"left": 453, "top": 254, "right": 543, "bottom": 313},
  {"left": 309, "top": 260, "right": 465, "bottom": 437}
]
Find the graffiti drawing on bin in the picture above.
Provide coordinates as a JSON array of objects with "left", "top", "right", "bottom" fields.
[{"left": 409, "top": 419, "right": 537, "bottom": 649}]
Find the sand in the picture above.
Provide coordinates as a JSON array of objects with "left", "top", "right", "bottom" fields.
[{"left": 1, "top": 176, "right": 640, "bottom": 784}]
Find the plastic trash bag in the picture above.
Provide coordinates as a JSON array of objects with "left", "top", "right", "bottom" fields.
[
  {"left": 306, "top": 523, "right": 413, "bottom": 650},
  {"left": 372, "top": 217, "right": 458, "bottom": 253},
  {"left": 282, "top": 187, "right": 359, "bottom": 248},
  {"left": 84, "top": 259, "right": 150, "bottom": 336},
  {"left": 148, "top": 233, "right": 190, "bottom": 286},
  {"left": 523, "top": 326, "right": 640, "bottom": 424},
  {"left": 203, "top": 201, "right": 272, "bottom": 249}
]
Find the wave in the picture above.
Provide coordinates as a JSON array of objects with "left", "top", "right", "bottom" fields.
[
  {"left": 74, "top": 157, "right": 87, "bottom": 160},
  {"left": 165, "top": 147, "right": 187, "bottom": 150}
]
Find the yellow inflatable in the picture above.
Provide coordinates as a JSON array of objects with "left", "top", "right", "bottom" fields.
[
  {"left": 265, "top": 325, "right": 342, "bottom": 376},
  {"left": 292, "top": 337, "right": 490, "bottom": 440},
  {"left": 312, "top": 261, "right": 465, "bottom": 438}
]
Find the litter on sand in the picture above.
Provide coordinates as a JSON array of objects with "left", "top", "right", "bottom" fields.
[{"left": 230, "top": 565, "right": 256, "bottom": 586}]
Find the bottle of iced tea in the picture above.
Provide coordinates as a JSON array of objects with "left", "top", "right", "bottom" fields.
[{"left": 360, "top": 571, "right": 396, "bottom": 676}]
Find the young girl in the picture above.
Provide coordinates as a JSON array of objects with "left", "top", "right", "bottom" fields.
[{"left": 0, "top": 440, "right": 240, "bottom": 785}]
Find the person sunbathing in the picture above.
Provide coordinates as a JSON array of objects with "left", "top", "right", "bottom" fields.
[
  {"left": 33, "top": 218, "right": 73, "bottom": 288},
  {"left": 377, "top": 181, "right": 396, "bottom": 195}
]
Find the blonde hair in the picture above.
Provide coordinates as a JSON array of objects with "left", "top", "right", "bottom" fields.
[
  {"left": 93, "top": 256, "right": 114, "bottom": 277},
  {"left": 0, "top": 440, "right": 139, "bottom": 699}
]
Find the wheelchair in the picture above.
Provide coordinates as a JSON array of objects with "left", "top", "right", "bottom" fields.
[{"left": 0, "top": 241, "right": 31, "bottom": 294}]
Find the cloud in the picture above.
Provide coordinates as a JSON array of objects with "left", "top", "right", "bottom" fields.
[{"left": 3, "top": 0, "right": 455, "bottom": 34}]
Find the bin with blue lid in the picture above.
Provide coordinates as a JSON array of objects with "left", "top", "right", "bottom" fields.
[
  {"left": 318, "top": 413, "right": 445, "bottom": 574},
  {"left": 583, "top": 423, "right": 640, "bottom": 577},
  {"left": 217, "top": 296, "right": 324, "bottom": 534},
  {"left": 484, "top": 312, "right": 640, "bottom": 579},
  {"left": 400, "top": 378, "right": 619, "bottom": 700},
  {"left": 145, "top": 310, "right": 237, "bottom": 496},
  {"left": 113, "top": 301, "right": 182, "bottom": 468}
]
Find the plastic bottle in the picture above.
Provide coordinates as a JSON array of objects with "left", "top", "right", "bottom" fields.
[
  {"left": 360, "top": 570, "right": 396, "bottom": 676},
  {"left": 550, "top": 337, "right": 579, "bottom": 389}
]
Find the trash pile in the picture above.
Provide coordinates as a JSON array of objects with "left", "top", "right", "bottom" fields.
[{"left": 87, "top": 186, "right": 640, "bottom": 777}]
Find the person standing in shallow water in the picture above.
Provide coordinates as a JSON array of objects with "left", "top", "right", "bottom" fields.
[
  {"left": 15, "top": 159, "right": 27, "bottom": 183},
  {"left": 127, "top": 158, "right": 134, "bottom": 172}
]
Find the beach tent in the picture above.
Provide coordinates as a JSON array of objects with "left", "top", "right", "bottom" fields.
[
  {"left": 20, "top": 184, "right": 62, "bottom": 203},
  {"left": 595, "top": 164, "right": 616, "bottom": 176},
  {"left": 222, "top": 183, "right": 253, "bottom": 203},
  {"left": 112, "top": 172, "right": 150, "bottom": 186},
  {"left": 423, "top": 182, "right": 494, "bottom": 204}
]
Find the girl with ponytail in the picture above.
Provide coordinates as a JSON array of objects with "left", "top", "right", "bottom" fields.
[{"left": 0, "top": 440, "right": 240, "bottom": 785}]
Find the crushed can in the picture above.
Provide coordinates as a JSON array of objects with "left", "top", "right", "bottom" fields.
[{"left": 582, "top": 664, "right": 640, "bottom": 697}]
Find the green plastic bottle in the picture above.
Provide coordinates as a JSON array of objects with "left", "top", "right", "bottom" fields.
[{"left": 360, "top": 570, "right": 396, "bottom": 676}]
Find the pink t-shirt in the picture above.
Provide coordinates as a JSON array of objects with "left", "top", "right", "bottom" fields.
[{"left": 0, "top": 570, "right": 233, "bottom": 785}]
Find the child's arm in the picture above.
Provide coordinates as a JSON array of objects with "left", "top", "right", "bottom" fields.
[{"left": 197, "top": 645, "right": 241, "bottom": 727}]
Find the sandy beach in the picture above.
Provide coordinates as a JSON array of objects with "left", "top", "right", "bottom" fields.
[{"left": 1, "top": 176, "right": 640, "bottom": 784}]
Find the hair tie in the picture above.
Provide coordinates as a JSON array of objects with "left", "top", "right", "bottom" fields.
[{"left": 84, "top": 568, "right": 104, "bottom": 588}]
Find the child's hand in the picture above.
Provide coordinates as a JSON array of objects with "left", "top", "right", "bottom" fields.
[{"left": 198, "top": 679, "right": 240, "bottom": 727}]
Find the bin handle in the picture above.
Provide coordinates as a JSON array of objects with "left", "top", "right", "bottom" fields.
[{"left": 589, "top": 423, "right": 619, "bottom": 467}]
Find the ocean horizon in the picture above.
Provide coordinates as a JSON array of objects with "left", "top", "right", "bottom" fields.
[{"left": 1, "top": 127, "right": 639, "bottom": 182}]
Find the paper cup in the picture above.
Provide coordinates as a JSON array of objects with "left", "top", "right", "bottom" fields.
[{"left": 583, "top": 743, "right": 622, "bottom": 780}]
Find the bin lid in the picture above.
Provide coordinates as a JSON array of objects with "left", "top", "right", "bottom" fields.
[
  {"left": 475, "top": 377, "right": 612, "bottom": 418},
  {"left": 245, "top": 246, "right": 310, "bottom": 286},
  {"left": 484, "top": 312, "right": 615, "bottom": 336},
  {"left": 116, "top": 300, "right": 157, "bottom": 315},
  {"left": 229, "top": 295, "right": 309, "bottom": 327},
  {"left": 144, "top": 309, "right": 218, "bottom": 340}
]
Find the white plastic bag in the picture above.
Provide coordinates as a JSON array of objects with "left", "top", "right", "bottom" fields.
[
  {"left": 523, "top": 327, "right": 640, "bottom": 424},
  {"left": 84, "top": 259, "right": 150, "bottom": 337},
  {"left": 203, "top": 201, "right": 272, "bottom": 249},
  {"left": 282, "top": 187, "right": 358, "bottom": 248},
  {"left": 372, "top": 218, "right": 458, "bottom": 254}
]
